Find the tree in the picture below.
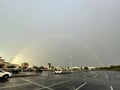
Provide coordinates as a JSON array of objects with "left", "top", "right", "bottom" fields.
[
  {"left": 48, "top": 63, "right": 51, "bottom": 69},
  {"left": 39, "top": 66, "right": 44, "bottom": 70},
  {"left": 0, "top": 64, "right": 5, "bottom": 68},
  {"left": 7, "top": 65, "right": 16, "bottom": 68},
  {"left": 84, "top": 66, "right": 89, "bottom": 70},
  {"left": 18, "top": 66, "right": 22, "bottom": 69},
  {"left": 33, "top": 66, "right": 38, "bottom": 69}
]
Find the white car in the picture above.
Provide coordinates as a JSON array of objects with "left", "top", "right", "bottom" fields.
[
  {"left": 54, "top": 70, "right": 63, "bottom": 74},
  {"left": 0, "top": 69, "right": 12, "bottom": 79},
  {"left": 54, "top": 70, "right": 72, "bottom": 74}
]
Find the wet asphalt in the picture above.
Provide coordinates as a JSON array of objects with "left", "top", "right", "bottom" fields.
[{"left": 0, "top": 71, "right": 120, "bottom": 90}]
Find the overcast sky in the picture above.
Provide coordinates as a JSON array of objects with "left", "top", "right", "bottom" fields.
[{"left": 0, "top": 0, "right": 120, "bottom": 67}]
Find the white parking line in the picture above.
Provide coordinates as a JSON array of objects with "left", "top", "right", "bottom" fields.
[
  {"left": 20, "top": 78, "right": 54, "bottom": 90},
  {"left": 94, "top": 74, "right": 98, "bottom": 78},
  {"left": 0, "top": 83, "right": 29, "bottom": 89},
  {"left": 110, "top": 86, "right": 114, "bottom": 90},
  {"left": 34, "top": 80, "right": 70, "bottom": 90},
  {"left": 106, "top": 74, "right": 109, "bottom": 79},
  {"left": 75, "top": 82, "right": 87, "bottom": 90}
]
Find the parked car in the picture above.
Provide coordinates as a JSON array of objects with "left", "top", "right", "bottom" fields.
[
  {"left": 54, "top": 70, "right": 62, "bottom": 74},
  {"left": 54, "top": 70, "right": 71, "bottom": 74},
  {"left": 0, "top": 69, "right": 12, "bottom": 79},
  {"left": 35, "top": 69, "right": 42, "bottom": 73}
]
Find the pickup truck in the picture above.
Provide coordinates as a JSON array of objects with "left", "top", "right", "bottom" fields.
[{"left": 0, "top": 69, "right": 12, "bottom": 79}]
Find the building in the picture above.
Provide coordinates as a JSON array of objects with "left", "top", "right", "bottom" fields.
[
  {"left": 0, "top": 57, "right": 4, "bottom": 64},
  {"left": 88, "top": 67, "right": 96, "bottom": 70},
  {"left": 5, "top": 63, "right": 19, "bottom": 69},
  {"left": 54, "top": 66, "right": 62, "bottom": 71},
  {"left": 0, "top": 57, "right": 19, "bottom": 69},
  {"left": 21, "top": 62, "right": 29, "bottom": 69},
  {"left": 72, "top": 66, "right": 81, "bottom": 70}
]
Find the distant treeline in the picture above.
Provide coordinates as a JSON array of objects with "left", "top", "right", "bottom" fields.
[{"left": 96, "top": 65, "right": 120, "bottom": 71}]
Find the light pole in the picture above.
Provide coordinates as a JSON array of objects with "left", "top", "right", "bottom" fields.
[
  {"left": 68, "top": 56, "right": 73, "bottom": 71},
  {"left": 9, "top": 58, "right": 13, "bottom": 63}
]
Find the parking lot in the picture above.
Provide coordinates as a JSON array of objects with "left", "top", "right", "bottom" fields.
[{"left": 0, "top": 71, "right": 120, "bottom": 90}]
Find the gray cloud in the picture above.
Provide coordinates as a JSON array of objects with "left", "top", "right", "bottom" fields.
[{"left": 0, "top": 0, "right": 120, "bottom": 66}]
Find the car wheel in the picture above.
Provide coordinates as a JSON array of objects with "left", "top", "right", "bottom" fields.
[{"left": 3, "top": 75, "right": 9, "bottom": 79}]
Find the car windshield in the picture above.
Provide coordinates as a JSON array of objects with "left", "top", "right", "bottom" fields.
[{"left": 0, "top": 0, "right": 120, "bottom": 90}]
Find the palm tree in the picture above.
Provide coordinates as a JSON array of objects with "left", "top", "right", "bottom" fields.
[{"left": 48, "top": 63, "right": 51, "bottom": 69}]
